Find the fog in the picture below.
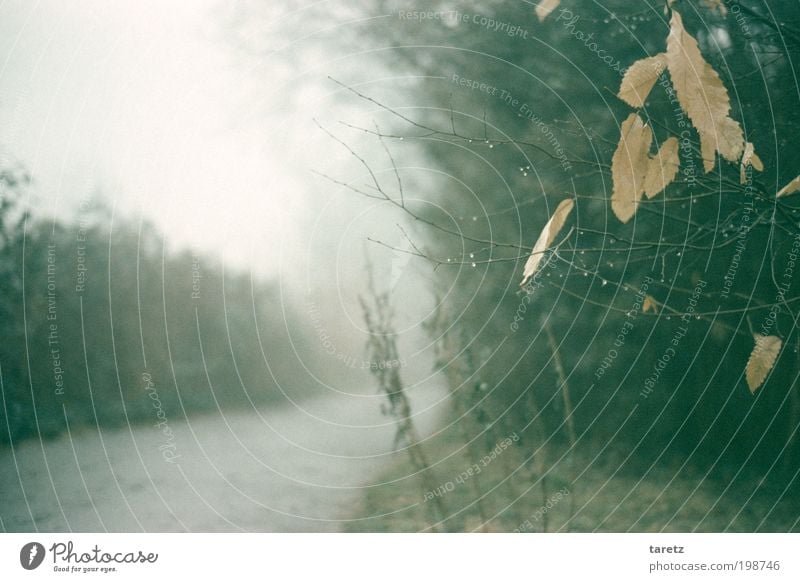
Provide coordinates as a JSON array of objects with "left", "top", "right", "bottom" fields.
[{"left": 3, "top": 0, "right": 799, "bottom": 534}]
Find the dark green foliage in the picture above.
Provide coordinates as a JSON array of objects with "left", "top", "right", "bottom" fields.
[{"left": 338, "top": 0, "right": 800, "bottom": 483}]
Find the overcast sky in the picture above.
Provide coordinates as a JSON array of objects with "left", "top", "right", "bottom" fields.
[
  {"left": 0, "top": 0, "right": 441, "bottom": 370},
  {"left": 0, "top": 0, "right": 324, "bottom": 275}
]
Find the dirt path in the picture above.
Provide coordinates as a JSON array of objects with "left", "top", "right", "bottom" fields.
[{"left": 0, "top": 387, "right": 445, "bottom": 532}]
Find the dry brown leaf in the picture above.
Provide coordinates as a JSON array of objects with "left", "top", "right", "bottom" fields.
[
  {"left": 746, "top": 334, "right": 782, "bottom": 393},
  {"left": 536, "top": 0, "right": 560, "bottom": 22},
  {"left": 666, "top": 11, "right": 744, "bottom": 173},
  {"left": 777, "top": 175, "right": 800, "bottom": 198},
  {"left": 739, "top": 142, "right": 764, "bottom": 184},
  {"left": 611, "top": 113, "right": 653, "bottom": 223},
  {"left": 645, "top": 137, "right": 680, "bottom": 199},
  {"left": 703, "top": 0, "right": 728, "bottom": 15},
  {"left": 642, "top": 295, "right": 659, "bottom": 314},
  {"left": 618, "top": 54, "right": 667, "bottom": 108},
  {"left": 519, "top": 198, "right": 574, "bottom": 287}
]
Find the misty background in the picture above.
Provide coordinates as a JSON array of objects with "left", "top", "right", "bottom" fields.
[{"left": 2, "top": 0, "right": 800, "bottom": 532}]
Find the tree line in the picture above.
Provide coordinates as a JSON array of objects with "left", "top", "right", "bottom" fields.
[{"left": 0, "top": 163, "right": 312, "bottom": 445}]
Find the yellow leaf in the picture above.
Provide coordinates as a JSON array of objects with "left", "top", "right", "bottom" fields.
[
  {"left": 611, "top": 113, "right": 652, "bottom": 223},
  {"left": 519, "top": 198, "right": 574, "bottom": 287},
  {"left": 536, "top": 0, "right": 560, "bottom": 22},
  {"left": 739, "top": 142, "right": 764, "bottom": 184},
  {"left": 642, "top": 295, "right": 659, "bottom": 314},
  {"left": 666, "top": 11, "right": 744, "bottom": 173},
  {"left": 777, "top": 175, "right": 800, "bottom": 198},
  {"left": 618, "top": 54, "right": 667, "bottom": 108},
  {"left": 746, "top": 335, "right": 782, "bottom": 394},
  {"left": 645, "top": 137, "right": 681, "bottom": 199}
]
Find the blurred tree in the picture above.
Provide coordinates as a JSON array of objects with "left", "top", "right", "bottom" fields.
[{"left": 0, "top": 164, "right": 314, "bottom": 444}]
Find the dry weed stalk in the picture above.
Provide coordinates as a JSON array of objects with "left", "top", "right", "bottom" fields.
[{"left": 359, "top": 264, "right": 447, "bottom": 531}]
